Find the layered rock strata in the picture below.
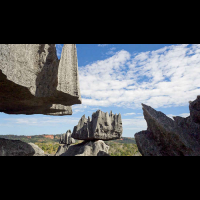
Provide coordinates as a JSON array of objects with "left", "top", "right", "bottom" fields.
[
  {"left": 135, "top": 95, "right": 200, "bottom": 156},
  {"left": 0, "top": 44, "right": 81, "bottom": 115},
  {"left": 72, "top": 110, "right": 123, "bottom": 140}
]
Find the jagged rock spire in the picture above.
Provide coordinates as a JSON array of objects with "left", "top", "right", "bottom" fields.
[
  {"left": 135, "top": 95, "right": 200, "bottom": 156},
  {"left": 72, "top": 110, "right": 123, "bottom": 140}
]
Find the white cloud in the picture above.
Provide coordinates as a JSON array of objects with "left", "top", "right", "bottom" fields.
[
  {"left": 78, "top": 44, "right": 200, "bottom": 109},
  {"left": 123, "top": 113, "right": 136, "bottom": 116},
  {"left": 3, "top": 117, "right": 80, "bottom": 126},
  {"left": 167, "top": 113, "right": 190, "bottom": 119}
]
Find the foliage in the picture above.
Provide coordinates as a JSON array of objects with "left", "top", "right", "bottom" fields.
[
  {"left": 35, "top": 142, "right": 60, "bottom": 155},
  {"left": 105, "top": 141, "right": 141, "bottom": 156}
]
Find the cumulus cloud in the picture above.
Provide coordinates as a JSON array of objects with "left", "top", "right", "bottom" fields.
[{"left": 78, "top": 44, "right": 200, "bottom": 109}]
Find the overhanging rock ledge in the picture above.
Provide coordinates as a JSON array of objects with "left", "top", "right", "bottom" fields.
[{"left": 0, "top": 44, "right": 81, "bottom": 115}]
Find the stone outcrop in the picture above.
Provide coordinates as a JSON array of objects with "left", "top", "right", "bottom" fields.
[
  {"left": 28, "top": 143, "right": 47, "bottom": 156},
  {"left": 54, "top": 144, "right": 69, "bottom": 156},
  {"left": 59, "top": 130, "right": 76, "bottom": 145},
  {"left": 58, "top": 110, "right": 123, "bottom": 156},
  {"left": 135, "top": 95, "right": 200, "bottom": 156},
  {"left": 189, "top": 95, "right": 200, "bottom": 124},
  {"left": 0, "top": 138, "right": 53, "bottom": 156},
  {"left": 60, "top": 140, "right": 110, "bottom": 156},
  {"left": 0, "top": 44, "right": 81, "bottom": 115},
  {"left": 54, "top": 130, "right": 76, "bottom": 156},
  {"left": 72, "top": 110, "right": 123, "bottom": 140},
  {"left": 0, "top": 138, "right": 35, "bottom": 156}
]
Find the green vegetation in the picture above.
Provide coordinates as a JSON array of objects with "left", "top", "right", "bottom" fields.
[
  {"left": 0, "top": 135, "right": 141, "bottom": 156},
  {"left": 105, "top": 138, "right": 141, "bottom": 156},
  {"left": 35, "top": 142, "right": 60, "bottom": 155}
]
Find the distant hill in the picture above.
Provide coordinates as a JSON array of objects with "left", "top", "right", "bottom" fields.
[
  {"left": 0, "top": 134, "right": 62, "bottom": 144},
  {"left": 0, "top": 134, "right": 136, "bottom": 144}
]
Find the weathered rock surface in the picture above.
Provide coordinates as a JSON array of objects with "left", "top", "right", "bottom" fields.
[
  {"left": 59, "top": 130, "right": 76, "bottom": 145},
  {"left": 54, "top": 130, "right": 76, "bottom": 156},
  {"left": 189, "top": 95, "right": 200, "bottom": 124},
  {"left": 0, "top": 44, "right": 81, "bottom": 115},
  {"left": 60, "top": 140, "right": 110, "bottom": 156},
  {"left": 72, "top": 110, "right": 123, "bottom": 140},
  {"left": 135, "top": 97, "right": 200, "bottom": 156},
  {"left": 54, "top": 144, "right": 69, "bottom": 156},
  {"left": 0, "top": 138, "right": 35, "bottom": 156},
  {"left": 28, "top": 143, "right": 46, "bottom": 156}
]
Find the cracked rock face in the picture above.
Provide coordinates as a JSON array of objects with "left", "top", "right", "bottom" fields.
[
  {"left": 72, "top": 110, "right": 123, "bottom": 140},
  {"left": 60, "top": 140, "right": 110, "bottom": 156},
  {"left": 135, "top": 97, "right": 200, "bottom": 156},
  {"left": 0, "top": 44, "right": 81, "bottom": 115}
]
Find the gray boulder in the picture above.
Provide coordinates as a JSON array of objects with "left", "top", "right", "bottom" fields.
[
  {"left": 135, "top": 102, "right": 200, "bottom": 156},
  {"left": 60, "top": 140, "right": 110, "bottom": 156},
  {"left": 0, "top": 44, "right": 81, "bottom": 115},
  {"left": 28, "top": 143, "right": 46, "bottom": 156},
  {"left": 0, "top": 138, "right": 35, "bottom": 156},
  {"left": 72, "top": 110, "right": 123, "bottom": 140}
]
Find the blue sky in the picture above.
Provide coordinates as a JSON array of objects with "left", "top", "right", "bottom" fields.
[{"left": 0, "top": 44, "right": 200, "bottom": 137}]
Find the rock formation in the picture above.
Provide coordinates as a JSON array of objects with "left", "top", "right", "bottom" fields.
[
  {"left": 28, "top": 143, "right": 51, "bottom": 156},
  {"left": 54, "top": 130, "right": 76, "bottom": 156},
  {"left": 59, "top": 110, "right": 123, "bottom": 156},
  {"left": 0, "top": 138, "right": 53, "bottom": 156},
  {"left": 0, "top": 44, "right": 81, "bottom": 115},
  {"left": 189, "top": 95, "right": 200, "bottom": 124},
  {"left": 135, "top": 95, "right": 200, "bottom": 156},
  {"left": 60, "top": 140, "right": 110, "bottom": 156},
  {"left": 72, "top": 110, "right": 123, "bottom": 140},
  {"left": 59, "top": 130, "right": 76, "bottom": 145}
]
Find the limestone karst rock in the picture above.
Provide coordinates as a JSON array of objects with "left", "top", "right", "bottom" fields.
[
  {"left": 135, "top": 95, "right": 200, "bottom": 156},
  {"left": 54, "top": 130, "right": 76, "bottom": 156},
  {"left": 72, "top": 110, "right": 123, "bottom": 140},
  {"left": 189, "top": 95, "right": 200, "bottom": 124},
  {"left": 0, "top": 138, "right": 35, "bottom": 156},
  {"left": 0, "top": 44, "right": 81, "bottom": 115},
  {"left": 28, "top": 143, "right": 50, "bottom": 156},
  {"left": 59, "top": 130, "right": 76, "bottom": 145},
  {"left": 60, "top": 140, "right": 110, "bottom": 156},
  {"left": 54, "top": 144, "right": 69, "bottom": 156}
]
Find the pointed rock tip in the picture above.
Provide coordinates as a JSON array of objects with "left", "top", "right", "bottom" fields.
[{"left": 141, "top": 103, "right": 149, "bottom": 108}]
